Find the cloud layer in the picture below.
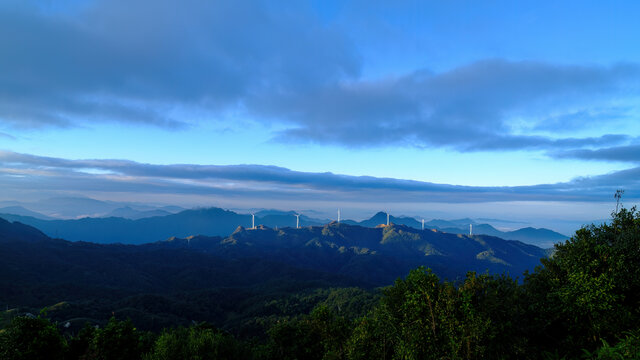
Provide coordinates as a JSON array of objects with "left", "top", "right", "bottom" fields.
[
  {"left": 1, "top": 151, "right": 637, "bottom": 205},
  {"left": 1, "top": 1, "right": 638, "bottom": 154},
  {"left": 554, "top": 144, "right": 640, "bottom": 163}
]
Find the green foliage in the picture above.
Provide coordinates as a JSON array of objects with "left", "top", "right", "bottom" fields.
[
  {"left": 0, "top": 315, "right": 67, "bottom": 360},
  {"left": 524, "top": 207, "right": 640, "bottom": 357},
  {"left": 266, "top": 304, "right": 351, "bottom": 360},
  {"left": 67, "top": 323, "right": 97, "bottom": 360},
  {"left": 144, "top": 324, "right": 247, "bottom": 360},
  {"left": 84, "top": 317, "right": 149, "bottom": 360},
  {"left": 583, "top": 330, "right": 640, "bottom": 359},
  {"left": 346, "top": 268, "right": 525, "bottom": 359}
]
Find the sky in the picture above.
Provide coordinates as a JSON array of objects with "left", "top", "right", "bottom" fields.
[{"left": 1, "top": 0, "right": 639, "bottom": 234}]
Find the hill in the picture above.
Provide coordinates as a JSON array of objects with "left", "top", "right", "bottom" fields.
[
  {"left": 0, "top": 215, "right": 550, "bottom": 345},
  {"left": 101, "top": 206, "right": 173, "bottom": 219},
  {"left": 0, "top": 206, "right": 53, "bottom": 220},
  {"left": 166, "top": 222, "right": 547, "bottom": 284},
  {"left": 0, "top": 218, "right": 365, "bottom": 334},
  {"left": 345, "top": 213, "right": 567, "bottom": 247},
  {"left": 0, "top": 208, "right": 567, "bottom": 247}
]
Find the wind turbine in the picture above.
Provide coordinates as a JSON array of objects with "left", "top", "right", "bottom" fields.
[
  {"left": 295, "top": 214, "right": 300, "bottom": 229},
  {"left": 386, "top": 212, "right": 390, "bottom": 226},
  {"left": 338, "top": 209, "right": 341, "bottom": 223},
  {"left": 251, "top": 213, "right": 255, "bottom": 229},
  {"left": 469, "top": 224, "right": 473, "bottom": 236},
  {"left": 422, "top": 219, "right": 425, "bottom": 230}
]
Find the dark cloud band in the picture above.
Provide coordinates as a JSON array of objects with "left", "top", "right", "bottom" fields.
[{"left": 1, "top": 151, "right": 637, "bottom": 204}]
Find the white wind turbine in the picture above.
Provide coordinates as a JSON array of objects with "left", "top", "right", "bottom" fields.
[
  {"left": 295, "top": 213, "right": 300, "bottom": 229},
  {"left": 422, "top": 219, "right": 425, "bottom": 230},
  {"left": 251, "top": 213, "right": 255, "bottom": 229}
]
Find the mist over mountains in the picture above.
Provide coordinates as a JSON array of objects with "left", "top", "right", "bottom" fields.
[{"left": 0, "top": 205, "right": 568, "bottom": 248}]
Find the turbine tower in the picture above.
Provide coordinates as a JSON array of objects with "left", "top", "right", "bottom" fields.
[
  {"left": 469, "top": 224, "right": 473, "bottom": 236},
  {"left": 251, "top": 213, "right": 255, "bottom": 229},
  {"left": 338, "top": 209, "right": 341, "bottom": 223},
  {"left": 295, "top": 214, "right": 300, "bottom": 229},
  {"left": 386, "top": 212, "right": 390, "bottom": 226},
  {"left": 422, "top": 219, "right": 425, "bottom": 230}
]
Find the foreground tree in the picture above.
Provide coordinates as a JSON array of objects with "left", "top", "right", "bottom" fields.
[
  {"left": 346, "top": 268, "right": 525, "bottom": 360},
  {"left": 524, "top": 206, "right": 640, "bottom": 357},
  {"left": 84, "top": 317, "right": 151, "bottom": 360},
  {"left": 143, "top": 323, "right": 246, "bottom": 360},
  {"left": 0, "top": 316, "right": 67, "bottom": 360},
  {"left": 266, "top": 304, "right": 351, "bottom": 360}
]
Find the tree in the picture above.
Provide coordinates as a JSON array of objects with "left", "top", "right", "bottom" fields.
[
  {"left": 524, "top": 206, "right": 640, "bottom": 357},
  {"left": 85, "top": 317, "right": 147, "bottom": 360},
  {"left": 0, "top": 316, "right": 67, "bottom": 360},
  {"left": 267, "top": 305, "right": 351, "bottom": 360},
  {"left": 144, "top": 324, "right": 246, "bottom": 360}
]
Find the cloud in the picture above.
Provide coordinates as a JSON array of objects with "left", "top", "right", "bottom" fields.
[
  {"left": 1, "top": 2, "right": 638, "bottom": 154},
  {"left": 263, "top": 60, "right": 640, "bottom": 151},
  {"left": 1, "top": 151, "right": 637, "bottom": 204},
  {"left": 0, "top": 0, "right": 359, "bottom": 129},
  {"left": 553, "top": 144, "right": 640, "bottom": 163},
  {"left": 0, "top": 132, "right": 16, "bottom": 140}
]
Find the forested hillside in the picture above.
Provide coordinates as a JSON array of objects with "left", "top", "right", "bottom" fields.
[{"left": 2, "top": 207, "right": 639, "bottom": 359}]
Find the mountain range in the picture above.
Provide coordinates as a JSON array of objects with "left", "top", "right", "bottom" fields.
[
  {"left": 0, "top": 215, "right": 549, "bottom": 333},
  {"left": 0, "top": 207, "right": 568, "bottom": 247},
  {"left": 0, "top": 197, "right": 185, "bottom": 219}
]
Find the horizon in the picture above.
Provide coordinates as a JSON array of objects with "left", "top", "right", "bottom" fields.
[
  {"left": 0, "top": 194, "right": 607, "bottom": 236},
  {"left": 1, "top": 0, "right": 638, "bottom": 236}
]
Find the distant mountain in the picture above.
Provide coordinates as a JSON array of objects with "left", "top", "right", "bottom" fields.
[
  {"left": 33, "top": 196, "right": 120, "bottom": 218},
  {"left": 103, "top": 206, "right": 172, "bottom": 220},
  {"left": 162, "top": 222, "right": 547, "bottom": 284},
  {"left": 0, "top": 206, "right": 53, "bottom": 220},
  {"left": 0, "top": 208, "right": 250, "bottom": 244},
  {"left": 0, "top": 217, "right": 50, "bottom": 242},
  {"left": 425, "top": 218, "right": 477, "bottom": 229},
  {"left": 504, "top": 227, "right": 570, "bottom": 245},
  {"left": 257, "top": 214, "right": 327, "bottom": 228},
  {"left": 348, "top": 214, "right": 568, "bottom": 248},
  {"left": 435, "top": 223, "right": 568, "bottom": 248},
  {"left": 350, "top": 212, "right": 422, "bottom": 229},
  {"left": 157, "top": 205, "right": 186, "bottom": 213},
  {"left": 0, "top": 207, "right": 568, "bottom": 247},
  {"left": 0, "top": 207, "right": 335, "bottom": 244},
  {"left": 0, "top": 197, "right": 187, "bottom": 219}
]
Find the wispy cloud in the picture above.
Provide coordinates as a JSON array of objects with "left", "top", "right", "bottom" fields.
[
  {"left": 0, "top": 132, "right": 16, "bottom": 140},
  {"left": 552, "top": 144, "right": 640, "bottom": 163},
  {"left": 1, "top": 151, "right": 637, "bottom": 204}
]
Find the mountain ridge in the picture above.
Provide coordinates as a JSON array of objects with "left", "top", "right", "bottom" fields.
[
  {"left": 0, "top": 217, "right": 548, "bottom": 333},
  {"left": 0, "top": 207, "right": 567, "bottom": 247}
]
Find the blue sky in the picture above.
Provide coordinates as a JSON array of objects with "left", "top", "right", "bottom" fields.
[{"left": 1, "top": 0, "right": 639, "bottom": 233}]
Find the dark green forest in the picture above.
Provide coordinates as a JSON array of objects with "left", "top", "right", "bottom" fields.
[{"left": 2, "top": 207, "right": 640, "bottom": 359}]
